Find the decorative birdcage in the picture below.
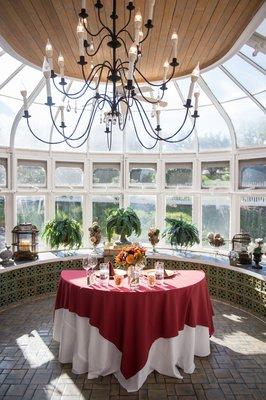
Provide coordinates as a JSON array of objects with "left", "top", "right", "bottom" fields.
[
  {"left": 231, "top": 233, "right": 252, "bottom": 265},
  {"left": 12, "top": 223, "right": 39, "bottom": 261}
]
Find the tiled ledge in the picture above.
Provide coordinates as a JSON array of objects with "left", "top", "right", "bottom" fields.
[
  {"left": 0, "top": 248, "right": 265, "bottom": 280},
  {"left": 0, "top": 248, "right": 265, "bottom": 317}
]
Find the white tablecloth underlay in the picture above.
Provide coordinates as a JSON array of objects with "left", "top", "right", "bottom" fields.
[{"left": 53, "top": 308, "right": 210, "bottom": 392}]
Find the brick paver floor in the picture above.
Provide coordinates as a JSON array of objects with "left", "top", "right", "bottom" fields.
[{"left": 0, "top": 296, "right": 265, "bottom": 400}]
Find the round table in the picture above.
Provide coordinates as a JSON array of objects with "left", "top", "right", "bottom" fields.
[{"left": 53, "top": 269, "right": 214, "bottom": 392}]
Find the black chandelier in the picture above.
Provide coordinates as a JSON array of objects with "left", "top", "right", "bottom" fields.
[{"left": 21, "top": 0, "right": 200, "bottom": 150}]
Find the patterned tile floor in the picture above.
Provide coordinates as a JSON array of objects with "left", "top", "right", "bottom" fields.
[{"left": 0, "top": 296, "right": 265, "bottom": 400}]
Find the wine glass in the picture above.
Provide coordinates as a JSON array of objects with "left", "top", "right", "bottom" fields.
[{"left": 83, "top": 256, "right": 98, "bottom": 284}]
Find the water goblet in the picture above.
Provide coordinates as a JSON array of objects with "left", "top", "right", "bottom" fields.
[
  {"left": 83, "top": 256, "right": 98, "bottom": 285},
  {"left": 155, "top": 261, "right": 164, "bottom": 285},
  {"left": 99, "top": 263, "right": 109, "bottom": 287}
]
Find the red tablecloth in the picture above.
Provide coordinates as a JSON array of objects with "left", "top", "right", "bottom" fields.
[{"left": 54, "top": 270, "right": 214, "bottom": 379}]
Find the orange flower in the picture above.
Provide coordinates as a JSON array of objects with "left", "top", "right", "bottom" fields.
[{"left": 126, "top": 254, "right": 135, "bottom": 265}]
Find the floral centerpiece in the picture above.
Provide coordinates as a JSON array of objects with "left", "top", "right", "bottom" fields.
[
  {"left": 247, "top": 238, "right": 266, "bottom": 269},
  {"left": 115, "top": 245, "right": 146, "bottom": 289},
  {"left": 148, "top": 227, "right": 160, "bottom": 253}
]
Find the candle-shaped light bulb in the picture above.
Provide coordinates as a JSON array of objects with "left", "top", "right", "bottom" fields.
[
  {"left": 194, "top": 87, "right": 200, "bottom": 112},
  {"left": 191, "top": 62, "right": 200, "bottom": 80},
  {"left": 42, "top": 57, "right": 52, "bottom": 98},
  {"left": 57, "top": 53, "right": 64, "bottom": 77},
  {"left": 171, "top": 31, "right": 178, "bottom": 59},
  {"left": 77, "top": 20, "right": 85, "bottom": 56},
  {"left": 59, "top": 103, "right": 65, "bottom": 123},
  {"left": 163, "top": 60, "right": 169, "bottom": 82},
  {"left": 82, "top": 0, "right": 86, "bottom": 9},
  {"left": 139, "top": 30, "right": 144, "bottom": 42},
  {"left": 148, "top": 0, "right": 156, "bottom": 20},
  {"left": 20, "top": 88, "right": 28, "bottom": 111},
  {"left": 128, "top": 44, "right": 138, "bottom": 80},
  {"left": 187, "top": 63, "right": 200, "bottom": 100},
  {"left": 156, "top": 109, "right": 161, "bottom": 126},
  {"left": 45, "top": 39, "right": 53, "bottom": 58},
  {"left": 134, "top": 10, "right": 142, "bottom": 29}
]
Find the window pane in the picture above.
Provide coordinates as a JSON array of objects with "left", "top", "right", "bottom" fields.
[
  {"left": 16, "top": 196, "right": 45, "bottom": 248},
  {"left": 240, "top": 196, "right": 266, "bottom": 241},
  {"left": 17, "top": 161, "right": 46, "bottom": 187},
  {"left": 55, "top": 164, "right": 83, "bottom": 186},
  {"left": 202, "top": 196, "right": 230, "bottom": 248},
  {"left": 129, "top": 163, "right": 156, "bottom": 186},
  {"left": 239, "top": 159, "right": 266, "bottom": 188},
  {"left": 201, "top": 161, "right": 230, "bottom": 188},
  {"left": 0, "top": 97, "right": 22, "bottom": 147},
  {"left": 0, "top": 66, "right": 42, "bottom": 97},
  {"left": 129, "top": 195, "right": 156, "bottom": 242},
  {"left": 166, "top": 196, "right": 192, "bottom": 223},
  {"left": 126, "top": 112, "right": 159, "bottom": 153},
  {"left": 0, "top": 159, "right": 7, "bottom": 187},
  {"left": 0, "top": 54, "right": 22, "bottom": 87},
  {"left": 165, "top": 163, "right": 192, "bottom": 188},
  {"left": 93, "top": 163, "right": 120, "bottom": 186},
  {"left": 223, "top": 98, "right": 266, "bottom": 147},
  {"left": 239, "top": 45, "right": 266, "bottom": 70},
  {"left": 55, "top": 196, "right": 83, "bottom": 226},
  {"left": 0, "top": 196, "right": 5, "bottom": 250},
  {"left": 92, "top": 195, "right": 120, "bottom": 239}
]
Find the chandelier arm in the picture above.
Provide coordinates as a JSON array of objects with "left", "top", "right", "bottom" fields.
[
  {"left": 64, "top": 100, "right": 101, "bottom": 148},
  {"left": 85, "top": 34, "right": 111, "bottom": 57},
  {"left": 128, "top": 107, "right": 158, "bottom": 149},
  {"left": 134, "top": 65, "right": 176, "bottom": 88},
  {"left": 26, "top": 118, "right": 68, "bottom": 145},
  {"left": 134, "top": 79, "right": 166, "bottom": 104},
  {"left": 117, "top": 36, "right": 129, "bottom": 57},
  {"left": 161, "top": 117, "right": 196, "bottom": 143},
  {"left": 133, "top": 99, "right": 163, "bottom": 140},
  {"left": 97, "top": 5, "right": 113, "bottom": 36},
  {"left": 136, "top": 96, "right": 191, "bottom": 140},
  {"left": 81, "top": 63, "right": 111, "bottom": 93},
  {"left": 118, "top": 29, "right": 134, "bottom": 43},
  {"left": 81, "top": 62, "right": 112, "bottom": 86},
  {"left": 139, "top": 27, "right": 151, "bottom": 44},
  {"left": 116, "top": 7, "right": 133, "bottom": 36},
  {"left": 82, "top": 22, "right": 107, "bottom": 38}
]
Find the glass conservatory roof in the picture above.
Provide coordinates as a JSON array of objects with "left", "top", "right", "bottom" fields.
[{"left": 0, "top": 20, "right": 265, "bottom": 154}]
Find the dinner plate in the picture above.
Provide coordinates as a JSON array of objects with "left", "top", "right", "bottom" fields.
[{"left": 143, "top": 269, "right": 176, "bottom": 278}]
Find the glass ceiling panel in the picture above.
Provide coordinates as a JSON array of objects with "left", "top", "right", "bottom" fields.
[
  {"left": 239, "top": 44, "right": 266, "bottom": 70},
  {"left": 15, "top": 104, "right": 50, "bottom": 150},
  {"left": 256, "top": 20, "right": 266, "bottom": 36},
  {"left": 195, "top": 105, "right": 231, "bottom": 151},
  {"left": 0, "top": 66, "right": 42, "bottom": 98},
  {"left": 0, "top": 53, "right": 22, "bottom": 87},
  {"left": 222, "top": 55, "right": 266, "bottom": 95},
  {"left": 223, "top": 97, "right": 266, "bottom": 147},
  {"left": 255, "top": 91, "right": 266, "bottom": 108},
  {"left": 0, "top": 96, "right": 22, "bottom": 147},
  {"left": 202, "top": 67, "right": 246, "bottom": 102}
]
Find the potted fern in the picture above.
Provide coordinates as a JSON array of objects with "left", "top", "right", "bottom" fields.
[
  {"left": 106, "top": 207, "right": 141, "bottom": 245},
  {"left": 42, "top": 214, "right": 82, "bottom": 254},
  {"left": 163, "top": 217, "right": 199, "bottom": 251}
]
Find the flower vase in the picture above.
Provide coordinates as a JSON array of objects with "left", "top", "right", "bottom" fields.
[{"left": 128, "top": 265, "right": 140, "bottom": 290}]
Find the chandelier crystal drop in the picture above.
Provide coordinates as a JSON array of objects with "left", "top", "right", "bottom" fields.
[{"left": 21, "top": 0, "right": 200, "bottom": 150}]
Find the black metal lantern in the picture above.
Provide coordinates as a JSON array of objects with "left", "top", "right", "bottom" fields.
[
  {"left": 12, "top": 223, "right": 39, "bottom": 261},
  {"left": 231, "top": 233, "right": 252, "bottom": 265}
]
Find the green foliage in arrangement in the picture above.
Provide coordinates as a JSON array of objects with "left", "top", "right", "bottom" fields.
[
  {"left": 163, "top": 217, "right": 200, "bottom": 249},
  {"left": 106, "top": 207, "right": 141, "bottom": 243},
  {"left": 42, "top": 214, "right": 82, "bottom": 250}
]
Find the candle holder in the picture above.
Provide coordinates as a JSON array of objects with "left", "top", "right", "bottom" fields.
[{"left": 12, "top": 223, "right": 39, "bottom": 261}]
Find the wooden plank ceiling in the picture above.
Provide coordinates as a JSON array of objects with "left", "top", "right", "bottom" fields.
[{"left": 0, "top": 0, "right": 263, "bottom": 81}]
